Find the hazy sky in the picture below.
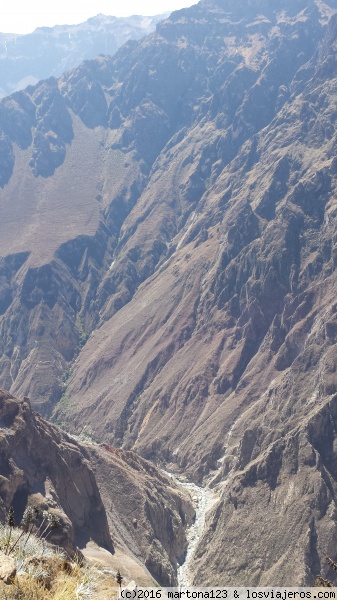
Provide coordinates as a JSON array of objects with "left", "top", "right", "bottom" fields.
[{"left": 1, "top": 0, "right": 197, "bottom": 34}]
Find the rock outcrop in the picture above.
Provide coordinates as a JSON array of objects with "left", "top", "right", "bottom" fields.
[
  {"left": 0, "top": 389, "right": 193, "bottom": 584},
  {"left": 88, "top": 445, "right": 194, "bottom": 585},
  {"left": 0, "top": 389, "right": 112, "bottom": 554},
  {"left": 0, "top": 551, "right": 16, "bottom": 584},
  {"left": 192, "top": 394, "right": 337, "bottom": 585}
]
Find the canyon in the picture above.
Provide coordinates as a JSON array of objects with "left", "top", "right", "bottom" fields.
[
  {"left": 1, "top": 0, "right": 337, "bottom": 585},
  {"left": 0, "top": 388, "right": 194, "bottom": 586}
]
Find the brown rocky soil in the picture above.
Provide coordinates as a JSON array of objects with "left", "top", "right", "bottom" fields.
[
  {"left": 2, "top": 0, "right": 337, "bottom": 585},
  {"left": 0, "top": 389, "right": 193, "bottom": 585}
]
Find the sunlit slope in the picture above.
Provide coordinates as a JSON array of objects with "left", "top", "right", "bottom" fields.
[{"left": 1, "top": 0, "right": 337, "bottom": 583}]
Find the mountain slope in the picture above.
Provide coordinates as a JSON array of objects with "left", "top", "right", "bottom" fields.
[
  {"left": 2, "top": 0, "right": 337, "bottom": 584},
  {"left": 0, "top": 14, "right": 166, "bottom": 98},
  {"left": 56, "top": 0, "right": 337, "bottom": 470},
  {"left": 0, "top": 389, "right": 193, "bottom": 585}
]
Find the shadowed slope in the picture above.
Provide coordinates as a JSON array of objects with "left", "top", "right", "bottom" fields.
[{"left": 0, "top": 389, "right": 193, "bottom": 585}]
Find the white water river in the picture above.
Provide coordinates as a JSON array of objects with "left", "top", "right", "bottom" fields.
[{"left": 163, "top": 472, "right": 218, "bottom": 587}]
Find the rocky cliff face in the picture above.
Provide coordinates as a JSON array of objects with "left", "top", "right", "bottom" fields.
[
  {"left": 2, "top": 0, "right": 337, "bottom": 584},
  {"left": 192, "top": 394, "right": 337, "bottom": 585},
  {"left": 88, "top": 445, "right": 194, "bottom": 585},
  {"left": 0, "top": 389, "right": 112, "bottom": 555},
  {"left": 0, "top": 389, "right": 193, "bottom": 585},
  {"left": 0, "top": 14, "right": 166, "bottom": 98}
]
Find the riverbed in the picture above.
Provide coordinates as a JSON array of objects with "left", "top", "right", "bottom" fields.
[{"left": 163, "top": 472, "right": 218, "bottom": 587}]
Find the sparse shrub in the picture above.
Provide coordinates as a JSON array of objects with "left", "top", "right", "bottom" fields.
[
  {"left": 315, "top": 557, "right": 337, "bottom": 587},
  {"left": 0, "top": 506, "right": 100, "bottom": 599},
  {"left": 61, "top": 369, "right": 72, "bottom": 393},
  {"left": 315, "top": 576, "right": 333, "bottom": 587},
  {"left": 4, "top": 507, "right": 15, "bottom": 554},
  {"left": 116, "top": 569, "right": 123, "bottom": 588},
  {"left": 76, "top": 315, "right": 89, "bottom": 351}
]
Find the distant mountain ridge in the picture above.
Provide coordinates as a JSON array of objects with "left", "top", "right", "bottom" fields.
[{"left": 0, "top": 13, "right": 167, "bottom": 98}]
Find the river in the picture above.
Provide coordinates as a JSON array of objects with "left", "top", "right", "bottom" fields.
[{"left": 163, "top": 472, "right": 218, "bottom": 587}]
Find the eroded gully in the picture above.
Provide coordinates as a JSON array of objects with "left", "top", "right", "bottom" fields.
[{"left": 163, "top": 472, "right": 219, "bottom": 587}]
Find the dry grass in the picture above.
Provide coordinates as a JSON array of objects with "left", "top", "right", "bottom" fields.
[
  {"left": 0, "top": 524, "right": 106, "bottom": 599},
  {"left": 0, "top": 558, "right": 99, "bottom": 599}
]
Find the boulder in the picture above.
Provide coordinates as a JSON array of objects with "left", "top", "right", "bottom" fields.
[{"left": 0, "top": 550, "right": 16, "bottom": 584}]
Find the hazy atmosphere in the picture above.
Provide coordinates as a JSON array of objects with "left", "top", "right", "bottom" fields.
[{"left": 1, "top": 0, "right": 196, "bottom": 33}]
